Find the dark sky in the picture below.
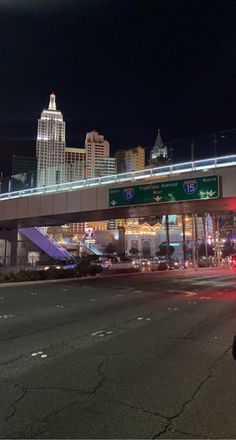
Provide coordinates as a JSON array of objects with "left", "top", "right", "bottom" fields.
[{"left": 0, "top": 0, "right": 236, "bottom": 174}]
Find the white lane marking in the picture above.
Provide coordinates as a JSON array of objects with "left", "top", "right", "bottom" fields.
[
  {"left": 146, "top": 317, "right": 151, "bottom": 321},
  {"left": 134, "top": 290, "right": 143, "bottom": 293},
  {"left": 137, "top": 317, "right": 144, "bottom": 320},
  {"left": 41, "top": 354, "right": 48, "bottom": 358},
  {"left": 56, "top": 305, "right": 64, "bottom": 308},
  {"left": 37, "top": 351, "right": 43, "bottom": 354},
  {"left": 90, "top": 298, "right": 97, "bottom": 302},
  {"left": 30, "top": 292, "right": 38, "bottom": 295},
  {"left": 106, "top": 331, "right": 114, "bottom": 334},
  {"left": 31, "top": 352, "right": 38, "bottom": 357},
  {"left": 91, "top": 330, "right": 104, "bottom": 336},
  {"left": 0, "top": 297, "right": 4, "bottom": 299},
  {"left": 0, "top": 314, "right": 15, "bottom": 319}
]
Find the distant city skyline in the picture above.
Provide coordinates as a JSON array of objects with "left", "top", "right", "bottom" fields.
[
  {"left": 1, "top": 1, "right": 235, "bottom": 173},
  {"left": 1, "top": 89, "right": 236, "bottom": 177}
]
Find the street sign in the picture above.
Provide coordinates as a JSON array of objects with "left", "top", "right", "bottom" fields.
[{"left": 109, "top": 175, "right": 219, "bottom": 208}]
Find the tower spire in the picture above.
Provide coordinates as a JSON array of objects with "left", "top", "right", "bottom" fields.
[
  {"left": 154, "top": 128, "right": 164, "bottom": 148},
  {"left": 48, "top": 92, "right": 56, "bottom": 111}
]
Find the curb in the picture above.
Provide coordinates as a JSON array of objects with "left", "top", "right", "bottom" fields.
[{"left": 0, "top": 266, "right": 232, "bottom": 288}]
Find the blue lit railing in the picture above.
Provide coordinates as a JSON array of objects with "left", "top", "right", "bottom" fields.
[{"left": 0, "top": 154, "right": 236, "bottom": 201}]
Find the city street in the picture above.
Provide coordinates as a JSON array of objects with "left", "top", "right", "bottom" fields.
[{"left": 0, "top": 269, "right": 236, "bottom": 439}]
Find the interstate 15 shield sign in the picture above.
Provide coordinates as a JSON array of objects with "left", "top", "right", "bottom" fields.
[{"left": 109, "top": 175, "right": 219, "bottom": 208}]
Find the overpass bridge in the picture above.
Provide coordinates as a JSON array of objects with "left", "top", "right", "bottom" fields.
[{"left": 0, "top": 154, "right": 236, "bottom": 229}]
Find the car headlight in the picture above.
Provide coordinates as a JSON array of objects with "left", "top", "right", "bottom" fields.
[
  {"left": 56, "top": 266, "right": 61, "bottom": 269},
  {"left": 44, "top": 266, "right": 49, "bottom": 270}
]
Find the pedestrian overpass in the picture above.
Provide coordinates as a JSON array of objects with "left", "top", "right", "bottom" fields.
[{"left": 0, "top": 154, "right": 236, "bottom": 228}]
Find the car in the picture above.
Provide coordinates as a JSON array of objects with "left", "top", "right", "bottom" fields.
[
  {"left": 233, "top": 334, "right": 236, "bottom": 360},
  {"left": 157, "top": 261, "right": 168, "bottom": 271},
  {"left": 97, "top": 257, "right": 112, "bottom": 270},
  {"left": 168, "top": 260, "right": 180, "bottom": 270},
  {"left": 36, "top": 259, "right": 77, "bottom": 270},
  {"left": 141, "top": 259, "right": 151, "bottom": 266},
  {"left": 131, "top": 259, "right": 141, "bottom": 268},
  {"left": 231, "top": 254, "right": 236, "bottom": 267}
]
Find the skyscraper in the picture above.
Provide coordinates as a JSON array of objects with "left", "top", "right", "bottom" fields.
[
  {"left": 150, "top": 129, "right": 168, "bottom": 166},
  {"left": 85, "top": 130, "right": 116, "bottom": 178},
  {"left": 36, "top": 93, "right": 66, "bottom": 187},
  {"left": 115, "top": 145, "right": 145, "bottom": 173},
  {"left": 65, "top": 147, "right": 86, "bottom": 182}
]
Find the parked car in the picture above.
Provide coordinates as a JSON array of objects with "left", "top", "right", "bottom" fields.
[{"left": 36, "top": 259, "right": 77, "bottom": 270}]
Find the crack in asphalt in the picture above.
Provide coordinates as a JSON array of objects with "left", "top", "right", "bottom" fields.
[
  {"left": 104, "top": 397, "right": 167, "bottom": 420},
  {"left": 152, "top": 346, "right": 231, "bottom": 438},
  {"left": 5, "top": 383, "right": 28, "bottom": 423},
  {"left": 172, "top": 428, "right": 207, "bottom": 438},
  {"left": 2, "top": 356, "right": 109, "bottom": 438}
]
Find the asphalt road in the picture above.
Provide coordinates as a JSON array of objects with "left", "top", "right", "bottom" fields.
[{"left": 0, "top": 269, "right": 236, "bottom": 439}]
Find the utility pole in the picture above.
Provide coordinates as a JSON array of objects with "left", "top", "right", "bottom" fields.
[
  {"left": 192, "top": 214, "right": 197, "bottom": 269},
  {"left": 191, "top": 140, "right": 195, "bottom": 163},
  {"left": 213, "top": 133, "right": 217, "bottom": 157},
  {"left": 203, "top": 213, "right": 208, "bottom": 258},
  {"left": 166, "top": 214, "right": 171, "bottom": 264},
  {"left": 194, "top": 213, "right": 199, "bottom": 266},
  {"left": 182, "top": 215, "right": 186, "bottom": 263},
  {"left": 216, "top": 215, "right": 221, "bottom": 266}
]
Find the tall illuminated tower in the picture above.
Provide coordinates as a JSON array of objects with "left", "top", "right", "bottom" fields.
[{"left": 36, "top": 93, "right": 66, "bottom": 186}]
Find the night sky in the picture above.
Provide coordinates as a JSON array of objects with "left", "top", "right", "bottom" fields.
[{"left": 0, "top": 0, "right": 236, "bottom": 174}]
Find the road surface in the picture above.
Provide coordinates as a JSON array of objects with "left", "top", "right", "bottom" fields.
[{"left": 0, "top": 269, "right": 236, "bottom": 438}]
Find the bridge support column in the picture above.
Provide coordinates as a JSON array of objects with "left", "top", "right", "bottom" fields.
[{"left": 0, "top": 228, "right": 18, "bottom": 266}]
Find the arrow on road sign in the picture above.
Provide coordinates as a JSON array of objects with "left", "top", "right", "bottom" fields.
[
  {"left": 207, "top": 190, "right": 216, "bottom": 197},
  {"left": 110, "top": 200, "right": 117, "bottom": 206},
  {"left": 154, "top": 195, "right": 162, "bottom": 202}
]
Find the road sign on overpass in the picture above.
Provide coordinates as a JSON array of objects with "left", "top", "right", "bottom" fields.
[{"left": 109, "top": 175, "right": 219, "bottom": 207}]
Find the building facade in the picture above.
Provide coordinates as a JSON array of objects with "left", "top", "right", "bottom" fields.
[
  {"left": 85, "top": 130, "right": 112, "bottom": 178},
  {"left": 65, "top": 147, "right": 85, "bottom": 182},
  {"left": 116, "top": 145, "right": 145, "bottom": 173},
  {"left": 95, "top": 157, "right": 117, "bottom": 177},
  {"left": 36, "top": 93, "right": 66, "bottom": 187}
]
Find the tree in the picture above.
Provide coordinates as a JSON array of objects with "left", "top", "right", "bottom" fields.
[
  {"left": 104, "top": 242, "right": 117, "bottom": 255},
  {"left": 130, "top": 247, "right": 140, "bottom": 255},
  {"left": 222, "top": 239, "right": 236, "bottom": 257},
  {"left": 156, "top": 242, "right": 174, "bottom": 257},
  {"left": 198, "top": 242, "right": 214, "bottom": 257}
]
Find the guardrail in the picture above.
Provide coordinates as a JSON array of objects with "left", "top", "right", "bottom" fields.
[{"left": 0, "top": 154, "right": 236, "bottom": 202}]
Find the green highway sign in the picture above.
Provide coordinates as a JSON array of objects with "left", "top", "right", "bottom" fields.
[{"left": 109, "top": 175, "right": 220, "bottom": 208}]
